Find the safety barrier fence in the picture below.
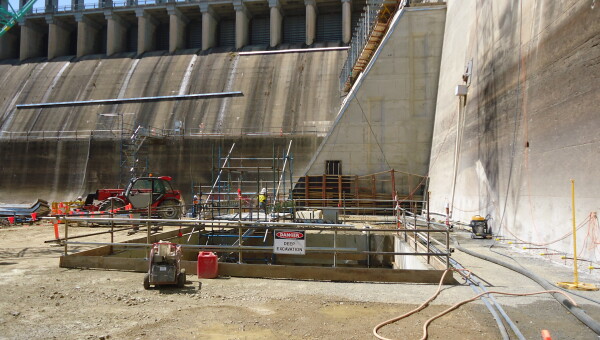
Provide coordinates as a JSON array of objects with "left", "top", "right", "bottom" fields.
[
  {"left": 395, "top": 205, "right": 450, "bottom": 269},
  {"left": 45, "top": 216, "right": 451, "bottom": 268}
]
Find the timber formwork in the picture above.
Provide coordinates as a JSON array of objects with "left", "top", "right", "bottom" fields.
[{"left": 292, "top": 170, "right": 426, "bottom": 214}]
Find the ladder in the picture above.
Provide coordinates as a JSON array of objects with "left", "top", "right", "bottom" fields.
[{"left": 120, "top": 125, "right": 148, "bottom": 187}]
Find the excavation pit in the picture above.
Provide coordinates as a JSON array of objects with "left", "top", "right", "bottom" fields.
[{"left": 58, "top": 217, "right": 454, "bottom": 284}]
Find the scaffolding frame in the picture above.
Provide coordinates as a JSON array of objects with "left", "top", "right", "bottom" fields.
[{"left": 196, "top": 141, "right": 295, "bottom": 220}]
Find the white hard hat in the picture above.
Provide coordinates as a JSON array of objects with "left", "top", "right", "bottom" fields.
[{"left": 261, "top": 188, "right": 267, "bottom": 194}]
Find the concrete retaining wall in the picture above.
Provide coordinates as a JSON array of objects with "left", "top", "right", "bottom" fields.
[
  {"left": 428, "top": 0, "right": 600, "bottom": 258},
  {"left": 0, "top": 136, "right": 323, "bottom": 202}
]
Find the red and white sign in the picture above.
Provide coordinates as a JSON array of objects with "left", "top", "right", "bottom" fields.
[{"left": 274, "top": 230, "right": 306, "bottom": 255}]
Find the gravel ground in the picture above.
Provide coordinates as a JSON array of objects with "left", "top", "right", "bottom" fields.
[{"left": 1, "top": 221, "right": 600, "bottom": 339}]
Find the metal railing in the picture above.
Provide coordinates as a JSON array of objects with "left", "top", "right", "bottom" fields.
[
  {"left": 26, "top": 0, "right": 200, "bottom": 14},
  {"left": 0, "top": 129, "right": 120, "bottom": 141},
  {"left": 0, "top": 123, "right": 330, "bottom": 141},
  {"left": 395, "top": 200, "right": 451, "bottom": 269},
  {"left": 30, "top": 7, "right": 46, "bottom": 13},
  {"left": 292, "top": 198, "right": 425, "bottom": 216},
  {"left": 53, "top": 216, "right": 451, "bottom": 269}
]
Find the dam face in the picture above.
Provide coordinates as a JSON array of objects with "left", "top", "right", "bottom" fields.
[
  {"left": 1, "top": 0, "right": 599, "bottom": 262},
  {"left": 0, "top": 48, "right": 345, "bottom": 201},
  {"left": 0, "top": 0, "right": 357, "bottom": 203}
]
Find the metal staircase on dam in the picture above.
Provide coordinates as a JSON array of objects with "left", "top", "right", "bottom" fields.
[
  {"left": 120, "top": 125, "right": 149, "bottom": 187},
  {"left": 340, "top": 0, "right": 400, "bottom": 92},
  {"left": 340, "top": 0, "right": 446, "bottom": 92}
]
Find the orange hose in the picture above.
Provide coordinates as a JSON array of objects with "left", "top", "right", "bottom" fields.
[{"left": 373, "top": 268, "right": 577, "bottom": 340}]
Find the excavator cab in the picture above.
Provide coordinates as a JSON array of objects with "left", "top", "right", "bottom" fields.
[
  {"left": 125, "top": 177, "right": 171, "bottom": 208},
  {"left": 124, "top": 176, "right": 183, "bottom": 219}
]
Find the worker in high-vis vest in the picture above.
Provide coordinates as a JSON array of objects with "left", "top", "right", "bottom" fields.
[{"left": 258, "top": 188, "right": 267, "bottom": 216}]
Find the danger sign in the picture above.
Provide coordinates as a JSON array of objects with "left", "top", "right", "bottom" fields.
[{"left": 274, "top": 230, "right": 306, "bottom": 255}]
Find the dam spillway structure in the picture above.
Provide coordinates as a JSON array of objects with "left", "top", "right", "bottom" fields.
[
  {"left": 0, "top": 0, "right": 366, "bottom": 202},
  {"left": 0, "top": 0, "right": 599, "bottom": 284}
]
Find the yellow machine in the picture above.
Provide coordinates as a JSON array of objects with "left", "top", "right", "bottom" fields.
[{"left": 469, "top": 215, "right": 492, "bottom": 239}]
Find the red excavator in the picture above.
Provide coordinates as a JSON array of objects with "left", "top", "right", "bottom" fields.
[{"left": 82, "top": 176, "right": 184, "bottom": 219}]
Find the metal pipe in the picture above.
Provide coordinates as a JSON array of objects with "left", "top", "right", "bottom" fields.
[
  {"left": 64, "top": 219, "right": 69, "bottom": 256},
  {"left": 455, "top": 239, "right": 600, "bottom": 335},
  {"left": 16, "top": 91, "right": 244, "bottom": 109},
  {"left": 451, "top": 258, "right": 514, "bottom": 340},
  {"left": 333, "top": 229, "right": 337, "bottom": 267},
  {"left": 294, "top": 198, "right": 424, "bottom": 202},
  {"left": 51, "top": 217, "right": 451, "bottom": 234},
  {"left": 293, "top": 206, "right": 395, "bottom": 211},
  {"left": 62, "top": 241, "right": 445, "bottom": 256},
  {"left": 238, "top": 214, "right": 243, "bottom": 264},
  {"left": 239, "top": 46, "right": 349, "bottom": 56},
  {"left": 54, "top": 217, "right": 354, "bottom": 227},
  {"left": 571, "top": 179, "right": 579, "bottom": 285},
  {"left": 110, "top": 200, "right": 115, "bottom": 246},
  {"left": 44, "top": 226, "right": 136, "bottom": 243},
  {"left": 408, "top": 231, "right": 515, "bottom": 339}
]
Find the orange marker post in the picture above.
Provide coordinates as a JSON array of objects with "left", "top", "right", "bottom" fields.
[
  {"left": 53, "top": 220, "right": 60, "bottom": 240},
  {"left": 541, "top": 330, "right": 552, "bottom": 340}
]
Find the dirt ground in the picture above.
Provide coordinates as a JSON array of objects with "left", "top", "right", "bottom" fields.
[{"left": 1, "top": 221, "right": 600, "bottom": 340}]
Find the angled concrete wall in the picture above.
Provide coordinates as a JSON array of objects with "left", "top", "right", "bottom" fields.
[
  {"left": 428, "top": 0, "right": 600, "bottom": 259},
  {"left": 303, "top": 6, "right": 446, "bottom": 195}
]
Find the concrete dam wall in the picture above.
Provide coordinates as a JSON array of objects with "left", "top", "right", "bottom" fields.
[
  {"left": 0, "top": 137, "right": 323, "bottom": 202},
  {"left": 0, "top": 49, "right": 345, "bottom": 202},
  {"left": 427, "top": 0, "right": 600, "bottom": 258}
]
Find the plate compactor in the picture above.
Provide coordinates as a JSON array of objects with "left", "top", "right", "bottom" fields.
[
  {"left": 144, "top": 242, "right": 186, "bottom": 289},
  {"left": 469, "top": 215, "right": 492, "bottom": 239}
]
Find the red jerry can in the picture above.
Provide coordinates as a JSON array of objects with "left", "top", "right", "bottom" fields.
[{"left": 197, "top": 252, "right": 218, "bottom": 279}]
